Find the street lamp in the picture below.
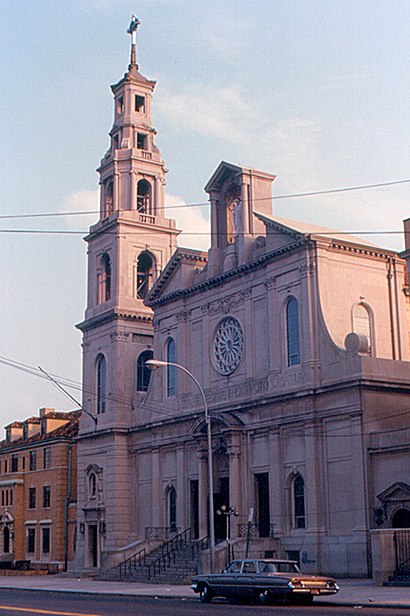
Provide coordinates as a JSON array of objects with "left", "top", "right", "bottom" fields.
[
  {"left": 145, "top": 359, "right": 216, "bottom": 573},
  {"left": 216, "top": 505, "right": 238, "bottom": 565}
]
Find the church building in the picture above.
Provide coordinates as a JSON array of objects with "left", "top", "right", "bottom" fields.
[{"left": 74, "top": 19, "right": 410, "bottom": 580}]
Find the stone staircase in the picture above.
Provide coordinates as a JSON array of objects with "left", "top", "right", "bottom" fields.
[{"left": 105, "top": 529, "right": 207, "bottom": 584}]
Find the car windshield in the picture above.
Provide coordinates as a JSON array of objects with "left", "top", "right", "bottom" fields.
[{"left": 225, "top": 561, "right": 242, "bottom": 573}]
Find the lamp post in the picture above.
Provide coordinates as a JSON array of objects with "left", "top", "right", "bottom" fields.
[{"left": 146, "top": 359, "right": 216, "bottom": 573}]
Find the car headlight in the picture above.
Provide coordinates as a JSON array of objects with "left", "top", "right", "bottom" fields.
[{"left": 287, "top": 582, "right": 294, "bottom": 590}]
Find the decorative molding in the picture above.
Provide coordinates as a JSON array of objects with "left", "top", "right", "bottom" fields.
[
  {"left": 206, "top": 290, "right": 249, "bottom": 316},
  {"left": 176, "top": 310, "right": 190, "bottom": 322},
  {"left": 110, "top": 331, "right": 130, "bottom": 343},
  {"left": 299, "top": 262, "right": 316, "bottom": 278},
  {"left": 264, "top": 277, "right": 276, "bottom": 290}
]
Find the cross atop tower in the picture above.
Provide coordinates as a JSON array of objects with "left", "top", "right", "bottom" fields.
[{"left": 127, "top": 15, "right": 141, "bottom": 68}]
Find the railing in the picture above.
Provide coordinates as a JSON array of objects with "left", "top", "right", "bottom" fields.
[
  {"left": 237, "top": 523, "right": 276, "bottom": 539},
  {"left": 118, "top": 547, "right": 147, "bottom": 580},
  {"left": 394, "top": 530, "right": 410, "bottom": 575},
  {"left": 191, "top": 536, "right": 208, "bottom": 559},
  {"left": 145, "top": 527, "right": 179, "bottom": 541},
  {"left": 147, "top": 527, "right": 192, "bottom": 580},
  {"left": 138, "top": 214, "right": 155, "bottom": 225}
]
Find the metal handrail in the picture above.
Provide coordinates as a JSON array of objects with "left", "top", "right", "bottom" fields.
[
  {"left": 147, "top": 527, "right": 192, "bottom": 580},
  {"left": 118, "top": 547, "right": 146, "bottom": 580}
]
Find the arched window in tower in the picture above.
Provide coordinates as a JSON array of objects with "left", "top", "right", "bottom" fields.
[
  {"left": 168, "top": 486, "right": 177, "bottom": 534},
  {"left": 103, "top": 181, "right": 113, "bottom": 218},
  {"left": 286, "top": 297, "right": 300, "bottom": 366},
  {"left": 98, "top": 253, "right": 111, "bottom": 304},
  {"left": 166, "top": 338, "right": 176, "bottom": 397},
  {"left": 136, "top": 349, "right": 154, "bottom": 392},
  {"left": 352, "top": 302, "right": 372, "bottom": 354},
  {"left": 136, "top": 179, "right": 151, "bottom": 213},
  {"left": 293, "top": 474, "right": 306, "bottom": 529},
  {"left": 136, "top": 251, "right": 155, "bottom": 299},
  {"left": 96, "top": 354, "right": 107, "bottom": 415}
]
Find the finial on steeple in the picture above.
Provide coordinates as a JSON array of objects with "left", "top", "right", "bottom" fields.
[{"left": 127, "top": 15, "right": 141, "bottom": 68}]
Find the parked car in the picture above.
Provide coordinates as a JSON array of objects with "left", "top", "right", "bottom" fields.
[{"left": 191, "top": 558, "right": 340, "bottom": 604}]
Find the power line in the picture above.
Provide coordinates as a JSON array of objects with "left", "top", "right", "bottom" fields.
[
  {"left": 1, "top": 177, "right": 409, "bottom": 220},
  {"left": 0, "top": 228, "right": 405, "bottom": 237},
  {"left": 1, "top": 354, "right": 409, "bottom": 436}
]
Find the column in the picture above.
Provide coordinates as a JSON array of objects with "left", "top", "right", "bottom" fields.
[
  {"left": 151, "top": 449, "right": 162, "bottom": 528},
  {"left": 113, "top": 173, "right": 120, "bottom": 212},
  {"left": 176, "top": 447, "right": 185, "bottom": 532},
  {"left": 269, "top": 430, "right": 283, "bottom": 537},
  {"left": 228, "top": 435, "right": 241, "bottom": 539},
  {"left": 130, "top": 172, "right": 136, "bottom": 210},
  {"left": 197, "top": 447, "right": 208, "bottom": 538}
]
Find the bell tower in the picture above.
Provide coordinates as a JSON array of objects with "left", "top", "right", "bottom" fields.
[{"left": 77, "top": 17, "right": 179, "bottom": 433}]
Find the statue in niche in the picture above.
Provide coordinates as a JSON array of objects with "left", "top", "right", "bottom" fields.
[{"left": 225, "top": 187, "right": 242, "bottom": 244}]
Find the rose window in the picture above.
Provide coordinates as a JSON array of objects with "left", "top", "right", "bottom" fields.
[{"left": 213, "top": 317, "right": 244, "bottom": 375}]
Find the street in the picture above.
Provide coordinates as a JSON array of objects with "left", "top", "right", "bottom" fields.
[{"left": 0, "top": 591, "right": 408, "bottom": 616}]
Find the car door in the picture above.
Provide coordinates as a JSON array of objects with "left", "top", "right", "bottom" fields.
[{"left": 239, "top": 560, "right": 258, "bottom": 598}]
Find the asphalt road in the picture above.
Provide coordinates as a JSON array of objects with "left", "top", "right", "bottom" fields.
[{"left": 0, "top": 591, "right": 408, "bottom": 616}]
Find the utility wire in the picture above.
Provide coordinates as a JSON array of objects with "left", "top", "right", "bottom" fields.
[
  {"left": 1, "top": 177, "right": 409, "bottom": 220},
  {"left": 1, "top": 354, "right": 410, "bottom": 436},
  {"left": 0, "top": 228, "right": 405, "bottom": 237}
]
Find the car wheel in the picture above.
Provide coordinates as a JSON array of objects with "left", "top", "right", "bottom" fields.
[
  {"left": 258, "top": 590, "right": 272, "bottom": 605},
  {"left": 199, "top": 585, "right": 213, "bottom": 603}
]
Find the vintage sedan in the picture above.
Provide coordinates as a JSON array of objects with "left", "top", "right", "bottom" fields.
[{"left": 191, "top": 559, "right": 340, "bottom": 604}]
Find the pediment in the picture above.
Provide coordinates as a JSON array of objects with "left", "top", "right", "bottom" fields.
[
  {"left": 377, "top": 482, "right": 410, "bottom": 503},
  {"left": 147, "top": 248, "right": 207, "bottom": 304}
]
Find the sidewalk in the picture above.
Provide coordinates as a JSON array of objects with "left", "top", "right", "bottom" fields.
[{"left": 0, "top": 575, "right": 408, "bottom": 609}]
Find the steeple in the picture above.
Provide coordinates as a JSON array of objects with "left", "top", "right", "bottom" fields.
[{"left": 96, "top": 16, "right": 168, "bottom": 219}]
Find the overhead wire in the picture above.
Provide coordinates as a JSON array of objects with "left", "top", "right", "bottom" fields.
[
  {"left": 1, "top": 354, "right": 409, "bottom": 436},
  {"left": 1, "top": 177, "right": 409, "bottom": 221}
]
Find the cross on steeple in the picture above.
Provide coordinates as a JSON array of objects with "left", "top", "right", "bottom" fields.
[{"left": 127, "top": 15, "right": 141, "bottom": 68}]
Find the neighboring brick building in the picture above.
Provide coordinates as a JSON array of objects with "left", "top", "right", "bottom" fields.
[{"left": 0, "top": 408, "right": 79, "bottom": 571}]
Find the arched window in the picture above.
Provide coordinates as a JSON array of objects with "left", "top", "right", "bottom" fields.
[
  {"left": 89, "top": 473, "right": 97, "bottom": 499},
  {"left": 169, "top": 486, "right": 177, "bottom": 534},
  {"left": 97, "top": 253, "right": 111, "bottom": 304},
  {"left": 137, "top": 179, "right": 151, "bottom": 213},
  {"left": 293, "top": 474, "right": 305, "bottom": 529},
  {"left": 96, "top": 354, "right": 107, "bottom": 415},
  {"left": 286, "top": 297, "right": 300, "bottom": 366},
  {"left": 136, "top": 252, "right": 155, "bottom": 299},
  {"left": 352, "top": 303, "right": 372, "bottom": 354},
  {"left": 166, "top": 338, "right": 176, "bottom": 397},
  {"left": 137, "top": 350, "right": 154, "bottom": 392},
  {"left": 103, "top": 181, "right": 113, "bottom": 218}
]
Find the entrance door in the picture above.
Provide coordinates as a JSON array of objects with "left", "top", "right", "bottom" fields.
[
  {"left": 88, "top": 525, "right": 98, "bottom": 568},
  {"left": 190, "top": 480, "right": 199, "bottom": 539},
  {"left": 256, "top": 473, "right": 270, "bottom": 538}
]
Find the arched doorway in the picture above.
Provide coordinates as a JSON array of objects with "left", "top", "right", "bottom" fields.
[{"left": 392, "top": 509, "right": 410, "bottom": 528}]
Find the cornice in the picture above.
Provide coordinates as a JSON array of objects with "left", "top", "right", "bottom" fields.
[
  {"left": 328, "top": 241, "right": 401, "bottom": 260},
  {"left": 76, "top": 310, "right": 152, "bottom": 332}
]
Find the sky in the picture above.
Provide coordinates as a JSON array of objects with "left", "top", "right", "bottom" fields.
[{"left": 1, "top": 0, "right": 409, "bottom": 427}]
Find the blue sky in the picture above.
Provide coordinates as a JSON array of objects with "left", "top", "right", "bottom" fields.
[{"left": 1, "top": 0, "right": 409, "bottom": 425}]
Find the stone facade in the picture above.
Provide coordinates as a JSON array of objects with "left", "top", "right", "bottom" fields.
[
  {"left": 74, "top": 23, "right": 410, "bottom": 577},
  {"left": 0, "top": 408, "right": 79, "bottom": 570}
]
